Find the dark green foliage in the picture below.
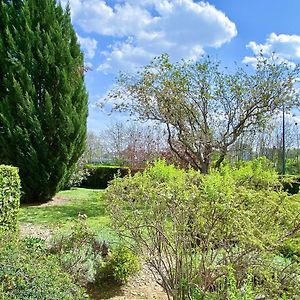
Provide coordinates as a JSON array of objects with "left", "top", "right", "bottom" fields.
[
  {"left": 0, "top": 165, "right": 20, "bottom": 232},
  {"left": 0, "top": 233, "right": 88, "bottom": 299},
  {"left": 280, "top": 175, "right": 300, "bottom": 194},
  {"left": 80, "top": 165, "right": 129, "bottom": 189},
  {"left": 0, "top": 0, "right": 88, "bottom": 202}
]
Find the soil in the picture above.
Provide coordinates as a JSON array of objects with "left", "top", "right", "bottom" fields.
[{"left": 19, "top": 196, "right": 168, "bottom": 300}]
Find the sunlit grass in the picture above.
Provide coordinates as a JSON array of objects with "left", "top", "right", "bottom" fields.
[{"left": 19, "top": 188, "right": 111, "bottom": 236}]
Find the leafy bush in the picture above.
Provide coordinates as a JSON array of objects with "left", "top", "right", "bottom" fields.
[
  {"left": 0, "top": 165, "right": 20, "bottom": 232},
  {"left": 80, "top": 164, "right": 129, "bottom": 189},
  {"left": 50, "top": 216, "right": 140, "bottom": 286},
  {"left": 0, "top": 233, "right": 88, "bottom": 299},
  {"left": 49, "top": 215, "right": 107, "bottom": 286},
  {"left": 104, "top": 159, "right": 300, "bottom": 300},
  {"left": 101, "top": 245, "right": 140, "bottom": 283}
]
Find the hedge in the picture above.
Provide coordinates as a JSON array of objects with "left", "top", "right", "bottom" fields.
[
  {"left": 0, "top": 165, "right": 20, "bottom": 231},
  {"left": 80, "top": 165, "right": 130, "bottom": 189}
]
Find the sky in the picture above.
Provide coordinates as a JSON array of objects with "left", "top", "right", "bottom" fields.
[{"left": 62, "top": 0, "right": 300, "bottom": 133}]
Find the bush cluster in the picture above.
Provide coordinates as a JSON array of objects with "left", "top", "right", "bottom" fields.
[
  {"left": 80, "top": 164, "right": 129, "bottom": 189},
  {"left": 49, "top": 216, "right": 140, "bottom": 286},
  {"left": 105, "top": 159, "right": 300, "bottom": 300},
  {"left": 0, "top": 165, "right": 20, "bottom": 232},
  {"left": 0, "top": 233, "right": 88, "bottom": 299}
]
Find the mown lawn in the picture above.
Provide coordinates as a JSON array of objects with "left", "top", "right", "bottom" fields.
[{"left": 19, "top": 188, "right": 113, "bottom": 238}]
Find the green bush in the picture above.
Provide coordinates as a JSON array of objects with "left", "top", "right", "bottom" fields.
[
  {"left": 104, "top": 159, "right": 300, "bottom": 299},
  {"left": 0, "top": 233, "right": 88, "bottom": 299},
  {"left": 80, "top": 165, "right": 129, "bottom": 189},
  {"left": 49, "top": 215, "right": 106, "bottom": 286},
  {"left": 101, "top": 245, "right": 141, "bottom": 283},
  {"left": 0, "top": 165, "right": 20, "bottom": 232}
]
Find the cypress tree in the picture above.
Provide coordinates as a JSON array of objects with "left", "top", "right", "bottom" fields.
[{"left": 0, "top": 0, "right": 88, "bottom": 202}]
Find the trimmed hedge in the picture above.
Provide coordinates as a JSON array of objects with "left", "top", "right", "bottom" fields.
[
  {"left": 80, "top": 165, "right": 130, "bottom": 189},
  {"left": 0, "top": 165, "right": 20, "bottom": 231}
]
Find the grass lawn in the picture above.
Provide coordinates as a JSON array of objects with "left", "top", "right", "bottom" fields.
[{"left": 19, "top": 188, "right": 113, "bottom": 238}]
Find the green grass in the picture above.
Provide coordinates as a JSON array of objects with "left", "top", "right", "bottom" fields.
[{"left": 19, "top": 188, "right": 111, "bottom": 233}]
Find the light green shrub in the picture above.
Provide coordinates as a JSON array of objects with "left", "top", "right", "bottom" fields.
[
  {"left": 0, "top": 165, "right": 20, "bottom": 232},
  {"left": 104, "top": 159, "right": 300, "bottom": 300},
  {"left": 101, "top": 245, "right": 141, "bottom": 283}
]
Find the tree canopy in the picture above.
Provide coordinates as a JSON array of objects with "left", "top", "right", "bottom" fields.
[
  {"left": 106, "top": 54, "right": 300, "bottom": 173},
  {"left": 0, "top": 0, "right": 88, "bottom": 202}
]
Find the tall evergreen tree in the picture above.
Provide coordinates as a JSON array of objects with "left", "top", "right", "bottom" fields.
[{"left": 0, "top": 0, "right": 88, "bottom": 202}]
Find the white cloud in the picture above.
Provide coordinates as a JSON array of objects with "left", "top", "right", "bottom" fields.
[
  {"left": 67, "top": 0, "right": 237, "bottom": 73},
  {"left": 244, "top": 33, "right": 300, "bottom": 66},
  {"left": 77, "top": 35, "right": 98, "bottom": 59}
]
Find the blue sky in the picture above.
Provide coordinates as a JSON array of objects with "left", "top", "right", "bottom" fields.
[{"left": 63, "top": 0, "right": 300, "bottom": 132}]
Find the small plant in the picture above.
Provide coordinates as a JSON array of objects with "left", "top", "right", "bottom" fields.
[
  {"left": 49, "top": 215, "right": 107, "bottom": 286},
  {"left": 102, "top": 245, "right": 141, "bottom": 283}
]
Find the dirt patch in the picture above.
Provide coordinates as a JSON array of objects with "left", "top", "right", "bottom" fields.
[
  {"left": 19, "top": 222, "right": 53, "bottom": 242},
  {"left": 88, "top": 263, "right": 168, "bottom": 300}
]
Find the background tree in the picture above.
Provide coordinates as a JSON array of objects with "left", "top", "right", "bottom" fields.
[
  {"left": 0, "top": 0, "right": 88, "bottom": 202},
  {"left": 101, "top": 121, "right": 168, "bottom": 168},
  {"left": 106, "top": 54, "right": 300, "bottom": 174}
]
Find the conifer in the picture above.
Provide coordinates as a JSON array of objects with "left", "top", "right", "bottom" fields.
[{"left": 0, "top": 0, "right": 88, "bottom": 202}]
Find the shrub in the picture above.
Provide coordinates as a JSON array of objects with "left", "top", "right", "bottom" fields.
[
  {"left": 0, "top": 233, "right": 88, "bottom": 299},
  {"left": 101, "top": 245, "right": 141, "bottom": 283},
  {"left": 80, "top": 165, "right": 129, "bottom": 189},
  {"left": 104, "top": 160, "right": 300, "bottom": 300},
  {"left": 49, "top": 215, "right": 107, "bottom": 286},
  {"left": 0, "top": 165, "right": 20, "bottom": 232}
]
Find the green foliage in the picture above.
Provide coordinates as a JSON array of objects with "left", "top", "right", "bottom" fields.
[
  {"left": 107, "top": 53, "right": 300, "bottom": 173},
  {"left": 229, "top": 157, "right": 279, "bottom": 190},
  {"left": 105, "top": 159, "right": 300, "bottom": 300},
  {"left": 50, "top": 216, "right": 140, "bottom": 286},
  {"left": 0, "top": 232, "right": 88, "bottom": 299},
  {"left": 0, "top": 165, "right": 20, "bottom": 232},
  {"left": 279, "top": 236, "right": 300, "bottom": 260},
  {"left": 49, "top": 215, "right": 106, "bottom": 286},
  {"left": 0, "top": 0, "right": 88, "bottom": 203},
  {"left": 80, "top": 165, "right": 129, "bottom": 189},
  {"left": 280, "top": 175, "right": 300, "bottom": 194},
  {"left": 101, "top": 245, "right": 141, "bottom": 283}
]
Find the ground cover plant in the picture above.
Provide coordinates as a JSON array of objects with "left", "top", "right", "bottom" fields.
[
  {"left": 104, "top": 159, "right": 300, "bottom": 300},
  {"left": 0, "top": 232, "right": 88, "bottom": 299}
]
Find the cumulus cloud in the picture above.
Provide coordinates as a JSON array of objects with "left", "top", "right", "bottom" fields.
[
  {"left": 77, "top": 34, "right": 98, "bottom": 59},
  {"left": 67, "top": 0, "right": 237, "bottom": 73},
  {"left": 244, "top": 33, "right": 300, "bottom": 66}
]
